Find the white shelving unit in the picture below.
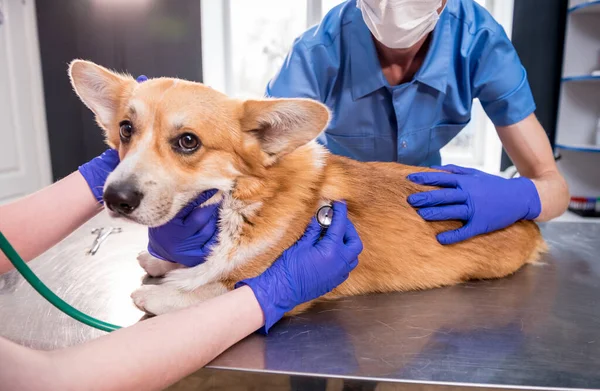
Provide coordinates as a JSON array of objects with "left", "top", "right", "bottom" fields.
[{"left": 556, "top": 0, "right": 600, "bottom": 216}]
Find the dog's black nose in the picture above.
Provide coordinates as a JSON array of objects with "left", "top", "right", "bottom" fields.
[{"left": 103, "top": 183, "right": 143, "bottom": 215}]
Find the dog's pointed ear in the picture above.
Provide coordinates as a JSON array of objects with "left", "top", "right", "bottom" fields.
[
  {"left": 69, "top": 59, "right": 135, "bottom": 129},
  {"left": 240, "top": 98, "right": 330, "bottom": 161}
]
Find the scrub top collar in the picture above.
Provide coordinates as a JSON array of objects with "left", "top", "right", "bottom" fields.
[{"left": 350, "top": 0, "right": 453, "bottom": 101}]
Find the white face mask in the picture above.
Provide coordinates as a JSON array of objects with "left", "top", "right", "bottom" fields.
[{"left": 357, "top": 0, "right": 442, "bottom": 49}]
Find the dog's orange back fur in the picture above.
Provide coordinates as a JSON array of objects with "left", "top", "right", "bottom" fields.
[
  {"left": 68, "top": 60, "right": 547, "bottom": 315},
  {"left": 223, "top": 151, "right": 546, "bottom": 313}
]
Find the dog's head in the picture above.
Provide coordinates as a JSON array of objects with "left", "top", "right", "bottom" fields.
[{"left": 69, "top": 60, "right": 329, "bottom": 226}]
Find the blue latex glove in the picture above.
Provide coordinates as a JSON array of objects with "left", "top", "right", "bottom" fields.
[
  {"left": 147, "top": 190, "right": 220, "bottom": 267},
  {"left": 78, "top": 149, "right": 120, "bottom": 203},
  {"left": 407, "top": 164, "right": 541, "bottom": 245},
  {"left": 237, "top": 201, "right": 363, "bottom": 333}
]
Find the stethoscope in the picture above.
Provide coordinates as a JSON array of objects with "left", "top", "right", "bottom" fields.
[{"left": 315, "top": 204, "right": 334, "bottom": 228}]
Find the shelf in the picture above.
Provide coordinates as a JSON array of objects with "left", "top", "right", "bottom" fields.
[
  {"left": 556, "top": 143, "right": 600, "bottom": 152},
  {"left": 569, "top": 1, "right": 600, "bottom": 14},
  {"left": 562, "top": 75, "right": 600, "bottom": 83}
]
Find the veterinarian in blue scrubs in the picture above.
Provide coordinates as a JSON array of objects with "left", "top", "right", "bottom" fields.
[{"left": 267, "top": 0, "right": 569, "bottom": 245}]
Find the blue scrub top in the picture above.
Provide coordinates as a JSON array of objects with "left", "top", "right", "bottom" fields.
[{"left": 266, "top": 0, "right": 536, "bottom": 166}]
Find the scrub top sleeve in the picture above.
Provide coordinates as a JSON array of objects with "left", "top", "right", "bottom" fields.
[
  {"left": 472, "top": 26, "right": 536, "bottom": 127},
  {"left": 265, "top": 40, "right": 323, "bottom": 101}
]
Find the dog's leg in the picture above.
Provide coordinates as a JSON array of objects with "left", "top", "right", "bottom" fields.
[
  {"left": 158, "top": 262, "right": 226, "bottom": 290},
  {"left": 137, "top": 251, "right": 183, "bottom": 277},
  {"left": 131, "top": 282, "right": 229, "bottom": 315}
]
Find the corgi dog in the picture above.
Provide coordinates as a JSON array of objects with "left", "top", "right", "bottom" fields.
[{"left": 69, "top": 60, "right": 547, "bottom": 316}]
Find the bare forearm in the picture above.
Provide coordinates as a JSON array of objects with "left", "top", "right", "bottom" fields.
[
  {"left": 36, "top": 286, "right": 263, "bottom": 391},
  {"left": 0, "top": 338, "right": 49, "bottom": 390},
  {"left": 497, "top": 114, "right": 570, "bottom": 221},
  {"left": 531, "top": 170, "right": 570, "bottom": 221},
  {"left": 0, "top": 172, "right": 101, "bottom": 274}
]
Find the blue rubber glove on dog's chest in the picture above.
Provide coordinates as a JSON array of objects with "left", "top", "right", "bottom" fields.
[
  {"left": 407, "top": 164, "right": 541, "bottom": 245},
  {"left": 78, "top": 149, "right": 120, "bottom": 203},
  {"left": 237, "top": 201, "right": 363, "bottom": 333},
  {"left": 147, "top": 190, "right": 220, "bottom": 267}
]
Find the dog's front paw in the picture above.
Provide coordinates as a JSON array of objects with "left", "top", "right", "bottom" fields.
[
  {"left": 131, "top": 285, "right": 185, "bottom": 315},
  {"left": 137, "top": 251, "right": 182, "bottom": 277}
]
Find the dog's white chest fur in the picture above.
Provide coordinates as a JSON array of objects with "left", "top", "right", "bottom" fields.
[
  {"left": 132, "top": 194, "right": 283, "bottom": 314},
  {"left": 158, "top": 194, "right": 281, "bottom": 290}
]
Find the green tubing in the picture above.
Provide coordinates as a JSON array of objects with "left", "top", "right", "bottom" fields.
[{"left": 0, "top": 231, "right": 121, "bottom": 332}]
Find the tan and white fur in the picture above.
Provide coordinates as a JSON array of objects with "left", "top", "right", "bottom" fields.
[{"left": 69, "top": 60, "right": 547, "bottom": 317}]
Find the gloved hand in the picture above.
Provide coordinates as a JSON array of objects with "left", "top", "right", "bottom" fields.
[
  {"left": 407, "top": 164, "right": 541, "bottom": 245},
  {"left": 78, "top": 149, "right": 120, "bottom": 203},
  {"left": 237, "top": 201, "right": 363, "bottom": 333},
  {"left": 147, "top": 190, "right": 220, "bottom": 267}
]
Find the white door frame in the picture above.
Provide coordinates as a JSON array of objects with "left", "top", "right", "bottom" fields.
[
  {"left": 23, "top": 0, "right": 52, "bottom": 186},
  {"left": 0, "top": 0, "right": 52, "bottom": 204}
]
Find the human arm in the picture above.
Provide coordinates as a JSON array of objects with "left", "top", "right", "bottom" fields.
[
  {"left": 474, "top": 22, "right": 568, "bottom": 219},
  {"left": 0, "top": 285, "right": 264, "bottom": 391},
  {"left": 0, "top": 174, "right": 99, "bottom": 274},
  {"left": 1, "top": 202, "right": 362, "bottom": 391},
  {"left": 0, "top": 150, "right": 119, "bottom": 274},
  {"left": 496, "top": 113, "right": 569, "bottom": 221}
]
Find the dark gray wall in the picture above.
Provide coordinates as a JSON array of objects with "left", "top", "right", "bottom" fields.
[
  {"left": 501, "top": 0, "right": 569, "bottom": 170},
  {"left": 36, "top": 1, "right": 203, "bottom": 181}
]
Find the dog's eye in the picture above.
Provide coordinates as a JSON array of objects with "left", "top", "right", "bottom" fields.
[
  {"left": 176, "top": 133, "right": 200, "bottom": 153},
  {"left": 119, "top": 121, "right": 133, "bottom": 141}
]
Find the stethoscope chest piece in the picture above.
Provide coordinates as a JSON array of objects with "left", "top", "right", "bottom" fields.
[{"left": 316, "top": 204, "right": 334, "bottom": 228}]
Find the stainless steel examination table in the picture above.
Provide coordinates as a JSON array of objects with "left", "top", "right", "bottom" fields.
[{"left": 1, "top": 212, "right": 599, "bottom": 390}]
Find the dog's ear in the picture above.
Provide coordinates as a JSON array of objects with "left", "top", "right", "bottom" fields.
[
  {"left": 240, "top": 98, "right": 330, "bottom": 161},
  {"left": 69, "top": 59, "right": 135, "bottom": 130}
]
